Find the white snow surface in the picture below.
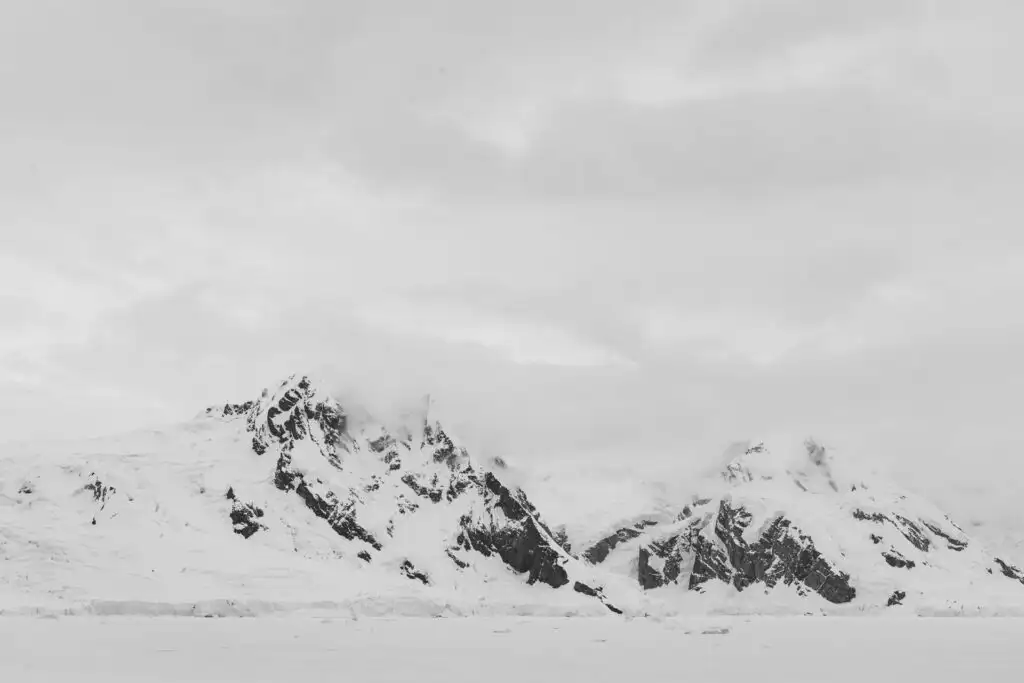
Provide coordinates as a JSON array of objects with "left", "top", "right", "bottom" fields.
[
  {"left": 2, "top": 617, "right": 1023, "bottom": 682},
  {"left": 2, "top": 374, "right": 1024, "bottom": 618}
]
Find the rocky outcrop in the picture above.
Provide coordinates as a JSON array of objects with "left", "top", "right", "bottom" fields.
[
  {"left": 83, "top": 474, "right": 115, "bottom": 508},
  {"left": 921, "top": 520, "right": 968, "bottom": 552},
  {"left": 584, "top": 520, "right": 659, "bottom": 564},
  {"left": 400, "top": 560, "right": 430, "bottom": 585},
  {"left": 572, "top": 581, "right": 624, "bottom": 614},
  {"left": 225, "top": 488, "right": 266, "bottom": 539},
  {"left": 638, "top": 500, "right": 856, "bottom": 604},
  {"left": 457, "top": 473, "right": 570, "bottom": 589},
  {"left": 994, "top": 558, "right": 1024, "bottom": 586},
  {"left": 638, "top": 534, "right": 686, "bottom": 589},
  {"left": 205, "top": 401, "right": 255, "bottom": 418},
  {"left": 888, "top": 590, "right": 906, "bottom": 606},
  {"left": 882, "top": 548, "right": 916, "bottom": 569},
  {"left": 852, "top": 509, "right": 932, "bottom": 552},
  {"left": 82, "top": 473, "right": 117, "bottom": 526},
  {"left": 272, "top": 448, "right": 382, "bottom": 551},
  {"left": 714, "top": 501, "right": 855, "bottom": 603}
]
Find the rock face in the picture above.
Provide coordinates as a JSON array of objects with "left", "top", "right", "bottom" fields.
[
  {"left": 583, "top": 440, "right": 1017, "bottom": 608},
  {"left": 882, "top": 548, "right": 916, "bottom": 570},
  {"left": 230, "top": 374, "right": 611, "bottom": 606},
  {"left": 994, "top": 558, "right": 1024, "bottom": 586},
  {"left": 584, "top": 520, "right": 659, "bottom": 565},
  {"left": 225, "top": 488, "right": 266, "bottom": 539},
  {"left": 633, "top": 499, "right": 856, "bottom": 604},
  {"left": 455, "top": 472, "right": 570, "bottom": 589}
]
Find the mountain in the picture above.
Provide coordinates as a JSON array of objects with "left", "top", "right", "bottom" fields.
[
  {"left": 0, "top": 374, "right": 626, "bottom": 617},
  {"left": 576, "top": 439, "right": 1024, "bottom": 613},
  {"left": 2, "top": 374, "right": 1023, "bottom": 617}
]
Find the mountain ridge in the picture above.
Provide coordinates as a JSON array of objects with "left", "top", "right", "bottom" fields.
[{"left": 2, "top": 373, "right": 1024, "bottom": 617}]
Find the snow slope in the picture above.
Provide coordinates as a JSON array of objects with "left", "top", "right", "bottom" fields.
[
  {"left": 2, "top": 373, "right": 1024, "bottom": 616},
  {"left": 4, "top": 617, "right": 1024, "bottom": 683}
]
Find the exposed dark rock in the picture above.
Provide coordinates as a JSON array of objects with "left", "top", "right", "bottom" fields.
[
  {"left": 221, "top": 401, "right": 255, "bottom": 417},
  {"left": 459, "top": 473, "right": 569, "bottom": 589},
  {"left": 402, "top": 473, "right": 443, "bottom": 503},
  {"left": 368, "top": 435, "right": 391, "bottom": 453},
  {"left": 446, "top": 475, "right": 472, "bottom": 502},
  {"left": 853, "top": 509, "right": 887, "bottom": 523},
  {"left": 686, "top": 533, "right": 732, "bottom": 591},
  {"left": 395, "top": 496, "right": 419, "bottom": 515},
  {"left": 229, "top": 498, "right": 266, "bottom": 539},
  {"left": 572, "top": 582, "right": 623, "bottom": 614},
  {"left": 446, "top": 549, "right": 469, "bottom": 569},
  {"left": 83, "top": 474, "right": 116, "bottom": 509},
  {"left": 573, "top": 581, "right": 598, "bottom": 597},
  {"left": 638, "top": 534, "right": 685, "bottom": 589},
  {"left": 870, "top": 534, "right": 883, "bottom": 544},
  {"left": 552, "top": 527, "right": 572, "bottom": 554},
  {"left": 309, "top": 400, "right": 346, "bottom": 448},
  {"left": 584, "top": 527, "right": 643, "bottom": 564},
  {"left": 584, "top": 519, "right": 661, "bottom": 564},
  {"left": 883, "top": 549, "right": 916, "bottom": 569},
  {"left": 273, "top": 451, "right": 382, "bottom": 551},
  {"left": 17, "top": 481, "right": 33, "bottom": 495},
  {"left": 423, "top": 422, "right": 460, "bottom": 466},
  {"left": 645, "top": 500, "right": 855, "bottom": 604},
  {"left": 357, "top": 551, "right": 372, "bottom": 563},
  {"left": 281, "top": 407, "right": 307, "bottom": 442},
  {"left": 921, "top": 520, "right": 968, "bottom": 552},
  {"left": 853, "top": 510, "right": 931, "bottom": 552},
  {"left": 887, "top": 590, "right": 906, "bottom": 606},
  {"left": 746, "top": 515, "right": 856, "bottom": 604},
  {"left": 400, "top": 560, "right": 430, "bottom": 585},
  {"left": 891, "top": 515, "right": 931, "bottom": 552},
  {"left": 994, "top": 558, "right": 1024, "bottom": 585}
]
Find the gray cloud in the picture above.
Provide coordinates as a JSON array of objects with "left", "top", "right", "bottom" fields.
[{"left": 1, "top": 0, "right": 1023, "bottom": 537}]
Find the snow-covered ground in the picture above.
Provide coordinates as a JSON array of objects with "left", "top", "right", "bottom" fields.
[{"left": 1, "top": 616, "right": 1022, "bottom": 682}]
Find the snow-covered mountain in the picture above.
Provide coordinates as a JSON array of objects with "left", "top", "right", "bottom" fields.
[
  {"left": 2, "top": 374, "right": 1023, "bottom": 617},
  {"left": 577, "top": 439, "right": 1024, "bottom": 613}
]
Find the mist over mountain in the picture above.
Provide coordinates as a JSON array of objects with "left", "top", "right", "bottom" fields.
[{"left": 3, "top": 373, "right": 1022, "bottom": 618}]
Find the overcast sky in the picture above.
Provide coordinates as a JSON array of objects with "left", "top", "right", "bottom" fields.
[{"left": 1, "top": 1, "right": 1022, "bottom": 521}]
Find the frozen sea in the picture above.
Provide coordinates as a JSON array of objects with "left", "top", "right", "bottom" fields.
[{"left": 2, "top": 616, "right": 1023, "bottom": 682}]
